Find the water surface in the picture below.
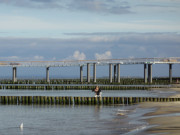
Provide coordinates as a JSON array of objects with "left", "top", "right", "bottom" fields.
[
  {"left": 0, "top": 89, "right": 175, "bottom": 97},
  {"left": 0, "top": 104, "right": 145, "bottom": 135},
  {"left": 0, "top": 89, "right": 177, "bottom": 135}
]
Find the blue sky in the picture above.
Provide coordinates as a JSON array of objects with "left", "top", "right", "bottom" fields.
[
  {"left": 0, "top": 0, "right": 180, "bottom": 61},
  {"left": 0, "top": 0, "right": 180, "bottom": 78}
]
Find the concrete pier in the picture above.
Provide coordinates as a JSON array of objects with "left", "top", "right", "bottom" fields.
[
  {"left": 169, "top": 64, "right": 172, "bottom": 83},
  {"left": 46, "top": 67, "right": 50, "bottom": 83},
  {"left": 117, "top": 64, "right": 120, "bottom": 83},
  {"left": 12, "top": 67, "right": 17, "bottom": 83},
  {"left": 148, "top": 64, "right": 152, "bottom": 83},
  {"left": 144, "top": 64, "right": 147, "bottom": 83},
  {"left": 0, "top": 58, "right": 178, "bottom": 84},
  {"left": 114, "top": 65, "right": 117, "bottom": 82},
  {"left": 109, "top": 64, "right": 112, "bottom": 83},
  {"left": 87, "top": 63, "right": 90, "bottom": 83},
  {"left": 93, "top": 63, "right": 96, "bottom": 83},
  {"left": 80, "top": 66, "right": 83, "bottom": 82}
]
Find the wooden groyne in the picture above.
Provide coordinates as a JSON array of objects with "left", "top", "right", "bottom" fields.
[
  {"left": 0, "top": 96, "right": 180, "bottom": 105},
  {"left": 0, "top": 84, "right": 178, "bottom": 90}
]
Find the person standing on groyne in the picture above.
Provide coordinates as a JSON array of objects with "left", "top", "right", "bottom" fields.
[{"left": 92, "top": 86, "right": 102, "bottom": 97}]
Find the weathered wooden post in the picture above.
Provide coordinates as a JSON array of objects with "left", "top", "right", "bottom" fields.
[
  {"left": 37, "top": 96, "right": 41, "bottom": 104},
  {"left": 59, "top": 97, "right": 62, "bottom": 105},
  {"left": 8, "top": 96, "right": 12, "bottom": 104},
  {"left": 41, "top": 96, "right": 45, "bottom": 104},
  {"left": 25, "top": 96, "right": 29, "bottom": 105},
  {"left": 94, "top": 97, "right": 98, "bottom": 105},
  {"left": 124, "top": 97, "right": 127, "bottom": 105},
  {"left": 128, "top": 97, "right": 132, "bottom": 104},
  {"left": 109, "top": 97, "right": 113, "bottom": 104},
  {"left": 2, "top": 96, "right": 5, "bottom": 104},
  {"left": 22, "top": 96, "right": 25, "bottom": 104},
  {"left": 29, "top": 96, "right": 32, "bottom": 104},
  {"left": 51, "top": 97, "right": 54, "bottom": 105},
  {"left": 74, "top": 97, "right": 77, "bottom": 105},
  {"left": 62, "top": 97, "right": 65, "bottom": 104},
  {"left": 47, "top": 96, "right": 51, "bottom": 104},
  {"left": 65, "top": 97, "right": 69, "bottom": 105},
  {"left": 44, "top": 96, "right": 48, "bottom": 104},
  {"left": 70, "top": 97, "right": 73, "bottom": 105},
  {"left": 55, "top": 97, "right": 59, "bottom": 104},
  {"left": 88, "top": 97, "right": 92, "bottom": 105},
  {"left": 12, "top": 96, "right": 15, "bottom": 104},
  {"left": 17, "top": 96, "right": 21, "bottom": 104},
  {"left": 77, "top": 97, "right": 81, "bottom": 105}
]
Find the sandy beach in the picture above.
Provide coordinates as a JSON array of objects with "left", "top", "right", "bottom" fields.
[{"left": 140, "top": 88, "right": 180, "bottom": 135}]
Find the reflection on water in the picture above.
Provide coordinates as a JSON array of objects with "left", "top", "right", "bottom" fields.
[
  {"left": 0, "top": 104, "right": 148, "bottom": 135},
  {"left": 0, "top": 89, "right": 176, "bottom": 135}
]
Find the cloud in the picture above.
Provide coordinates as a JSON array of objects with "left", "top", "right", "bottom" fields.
[
  {"left": 0, "top": 32, "right": 180, "bottom": 59},
  {"left": 65, "top": 50, "right": 86, "bottom": 60},
  {"left": 0, "top": 55, "right": 45, "bottom": 61},
  {"left": 0, "top": 56, "right": 20, "bottom": 61},
  {"left": 95, "top": 51, "right": 112, "bottom": 60},
  {"left": 33, "top": 55, "right": 44, "bottom": 60},
  {"left": 0, "top": 0, "right": 132, "bottom": 15},
  {"left": 64, "top": 32, "right": 180, "bottom": 45},
  {"left": 68, "top": 0, "right": 132, "bottom": 15},
  {"left": 0, "top": 0, "right": 64, "bottom": 9}
]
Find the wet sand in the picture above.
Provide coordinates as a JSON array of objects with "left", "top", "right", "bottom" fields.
[{"left": 140, "top": 88, "right": 180, "bottom": 135}]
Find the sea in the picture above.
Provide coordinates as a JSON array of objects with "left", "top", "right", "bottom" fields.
[{"left": 0, "top": 89, "right": 177, "bottom": 135}]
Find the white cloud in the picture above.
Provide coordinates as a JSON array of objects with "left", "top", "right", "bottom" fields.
[
  {"left": 33, "top": 55, "right": 44, "bottom": 60},
  {"left": 65, "top": 50, "right": 86, "bottom": 60},
  {"left": 95, "top": 51, "right": 112, "bottom": 60},
  {"left": 0, "top": 56, "right": 20, "bottom": 61}
]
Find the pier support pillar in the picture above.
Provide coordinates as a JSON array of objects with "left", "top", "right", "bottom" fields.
[
  {"left": 46, "top": 67, "right": 50, "bottom": 83},
  {"left": 144, "top": 64, "right": 147, "bottom": 83},
  {"left": 148, "top": 64, "right": 152, "bottom": 83},
  {"left": 114, "top": 65, "right": 117, "bottom": 82},
  {"left": 80, "top": 66, "right": 83, "bottom": 83},
  {"left": 93, "top": 63, "right": 96, "bottom": 83},
  {"left": 12, "top": 67, "right": 17, "bottom": 83},
  {"left": 117, "top": 64, "right": 120, "bottom": 83},
  {"left": 87, "top": 63, "right": 90, "bottom": 83},
  {"left": 109, "top": 64, "right": 112, "bottom": 83},
  {"left": 169, "top": 64, "right": 172, "bottom": 83}
]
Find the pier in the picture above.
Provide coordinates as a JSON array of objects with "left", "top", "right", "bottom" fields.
[{"left": 0, "top": 57, "right": 180, "bottom": 83}]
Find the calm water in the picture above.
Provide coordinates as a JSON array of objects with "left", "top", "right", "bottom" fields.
[
  {"left": 0, "top": 89, "right": 177, "bottom": 135},
  {"left": 0, "top": 89, "right": 176, "bottom": 97},
  {"left": 0, "top": 104, "right": 154, "bottom": 135}
]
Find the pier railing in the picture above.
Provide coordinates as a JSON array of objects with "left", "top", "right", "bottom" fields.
[{"left": 0, "top": 57, "right": 180, "bottom": 67}]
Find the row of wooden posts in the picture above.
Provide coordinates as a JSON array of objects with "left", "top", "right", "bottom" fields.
[
  {"left": 0, "top": 96, "right": 180, "bottom": 105},
  {"left": 0, "top": 85, "right": 149, "bottom": 90}
]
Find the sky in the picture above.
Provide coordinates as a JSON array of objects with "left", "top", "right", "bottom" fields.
[{"left": 0, "top": 0, "right": 180, "bottom": 78}]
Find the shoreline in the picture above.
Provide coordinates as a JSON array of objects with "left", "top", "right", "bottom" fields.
[{"left": 139, "top": 88, "right": 180, "bottom": 135}]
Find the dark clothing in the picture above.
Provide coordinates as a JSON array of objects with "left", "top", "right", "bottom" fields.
[{"left": 96, "top": 88, "right": 101, "bottom": 95}]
